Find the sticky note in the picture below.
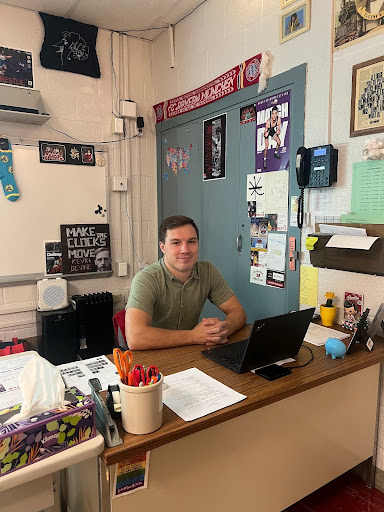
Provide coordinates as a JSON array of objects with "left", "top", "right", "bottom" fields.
[{"left": 305, "top": 236, "right": 318, "bottom": 251}]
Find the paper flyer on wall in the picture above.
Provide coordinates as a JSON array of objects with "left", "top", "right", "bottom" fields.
[
  {"left": 290, "top": 196, "right": 299, "bottom": 227},
  {"left": 247, "top": 173, "right": 265, "bottom": 216},
  {"left": 112, "top": 452, "right": 150, "bottom": 498},
  {"left": 250, "top": 266, "right": 267, "bottom": 286},
  {"left": 266, "top": 270, "right": 285, "bottom": 288},
  {"left": 255, "top": 90, "right": 290, "bottom": 173},
  {"left": 264, "top": 170, "right": 289, "bottom": 214},
  {"left": 267, "top": 233, "right": 286, "bottom": 272}
]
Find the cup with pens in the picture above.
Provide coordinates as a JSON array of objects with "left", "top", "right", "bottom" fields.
[{"left": 113, "top": 348, "right": 164, "bottom": 435}]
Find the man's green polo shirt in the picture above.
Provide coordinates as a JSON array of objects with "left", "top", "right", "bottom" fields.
[{"left": 126, "top": 258, "right": 233, "bottom": 330}]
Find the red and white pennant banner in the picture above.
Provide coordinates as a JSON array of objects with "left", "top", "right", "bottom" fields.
[{"left": 153, "top": 52, "right": 270, "bottom": 124}]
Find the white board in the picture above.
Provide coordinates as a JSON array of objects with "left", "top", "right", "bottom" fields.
[{"left": 0, "top": 145, "right": 108, "bottom": 279}]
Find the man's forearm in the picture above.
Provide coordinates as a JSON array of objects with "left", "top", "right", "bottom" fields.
[
  {"left": 225, "top": 307, "right": 247, "bottom": 336},
  {"left": 127, "top": 325, "right": 199, "bottom": 350}
]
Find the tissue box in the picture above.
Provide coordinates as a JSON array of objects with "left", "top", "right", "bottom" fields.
[{"left": 0, "top": 387, "right": 95, "bottom": 477}]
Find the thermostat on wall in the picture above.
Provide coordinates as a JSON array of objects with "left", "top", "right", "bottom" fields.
[{"left": 119, "top": 100, "right": 137, "bottom": 119}]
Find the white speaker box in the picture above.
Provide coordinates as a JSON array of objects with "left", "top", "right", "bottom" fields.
[{"left": 37, "top": 278, "right": 69, "bottom": 312}]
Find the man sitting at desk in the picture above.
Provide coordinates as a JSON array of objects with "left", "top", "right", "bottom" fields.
[{"left": 125, "top": 215, "right": 246, "bottom": 350}]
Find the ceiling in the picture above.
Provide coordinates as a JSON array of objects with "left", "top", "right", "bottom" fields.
[{"left": 1, "top": 0, "right": 206, "bottom": 41}]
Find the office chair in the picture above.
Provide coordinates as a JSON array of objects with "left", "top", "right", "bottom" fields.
[{"left": 113, "top": 310, "right": 128, "bottom": 349}]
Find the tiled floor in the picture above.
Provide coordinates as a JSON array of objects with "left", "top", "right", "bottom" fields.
[{"left": 285, "top": 472, "right": 384, "bottom": 512}]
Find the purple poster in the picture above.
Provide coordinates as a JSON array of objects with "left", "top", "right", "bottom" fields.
[{"left": 255, "top": 90, "right": 290, "bottom": 173}]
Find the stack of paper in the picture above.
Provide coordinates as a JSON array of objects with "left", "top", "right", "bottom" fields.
[
  {"left": 163, "top": 368, "right": 246, "bottom": 422},
  {"left": 304, "top": 323, "right": 349, "bottom": 347}
]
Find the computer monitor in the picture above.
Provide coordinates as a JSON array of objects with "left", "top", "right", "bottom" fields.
[{"left": 346, "top": 308, "right": 370, "bottom": 355}]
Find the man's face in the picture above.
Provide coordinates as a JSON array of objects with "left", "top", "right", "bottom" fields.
[
  {"left": 159, "top": 224, "right": 199, "bottom": 279},
  {"left": 271, "top": 109, "right": 278, "bottom": 120},
  {"left": 95, "top": 250, "right": 111, "bottom": 271}
]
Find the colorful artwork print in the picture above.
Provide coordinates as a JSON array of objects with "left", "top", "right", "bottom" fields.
[
  {"left": 240, "top": 104, "right": 256, "bottom": 124},
  {"left": 334, "top": 0, "right": 384, "bottom": 50},
  {"left": 39, "top": 141, "right": 95, "bottom": 166},
  {"left": 255, "top": 90, "right": 290, "bottom": 173},
  {"left": 41, "top": 142, "right": 66, "bottom": 162},
  {"left": 248, "top": 201, "right": 257, "bottom": 217},
  {"left": 0, "top": 388, "right": 95, "bottom": 477},
  {"left": 0, "top": 46, "right": 33, "bottom": 88},
  {"left": 204, "top": 114, "right": 226, "bottom": 180},
  {"left": 166, "top": 144, "right": 193, "bottom": 175}
]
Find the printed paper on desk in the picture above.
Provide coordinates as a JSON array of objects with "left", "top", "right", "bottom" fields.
[
  {"left": 58, "top": 355, "right": 119, "bottom": 395},
  {"left": 163, "top": 368, "right": 246, "bottom": 422},
  {"left": 325, "top": 235, "right": 378, "bottom": 250},
  {"left": 304, "top": 323, "right": 349, "bottom": 346}
]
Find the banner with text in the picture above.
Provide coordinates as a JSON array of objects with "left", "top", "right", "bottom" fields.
[{"left": 153, "top": 53, "right": 266, "bottom": 123}]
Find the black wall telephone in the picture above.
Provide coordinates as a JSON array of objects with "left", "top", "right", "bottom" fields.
[{"left": 296, "top": 144, "right": 338, "bottom": 229}]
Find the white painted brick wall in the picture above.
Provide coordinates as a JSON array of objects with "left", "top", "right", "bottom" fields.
[{"left": 0, "top": 4, "right": 157, "bottom": 338}]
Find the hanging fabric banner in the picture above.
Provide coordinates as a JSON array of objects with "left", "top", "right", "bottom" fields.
[{"left": 153, "top": 52, "right": 270, "bottom": 123}]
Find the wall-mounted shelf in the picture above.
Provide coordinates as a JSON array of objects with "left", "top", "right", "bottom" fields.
[
  {"left": 0, "top": 85, "right": 50, "bottom": 125},
  {"left": 309, "top": 223, "right": 384, "bottom": 276}
]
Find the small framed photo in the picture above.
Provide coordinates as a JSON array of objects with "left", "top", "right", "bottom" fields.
[
  {"left": 280, "top": 1, "right": 310, "bottom": 44},
  {"left": 350, "top": 56, "right": 384, "bottom": 138},
  {"left": 281, "top": 0, "right": 299, "bottom": 8},
  {"left": 368, "top": 303, "right": 384, "bottom": 339}
]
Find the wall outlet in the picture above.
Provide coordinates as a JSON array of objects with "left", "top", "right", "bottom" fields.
[
  {"left": 112, "top": 177, "right": 128, "bottom": 192},
  {"left": 112, "top": 116, "right": 124, "bottom": 134},
  {"left": 112, "top": 293, "right": 121, "bottom": 304}
]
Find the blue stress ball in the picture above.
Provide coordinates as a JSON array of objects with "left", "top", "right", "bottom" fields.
[{"left": 325, "top": 337, "right": 346, "bottom": 360}]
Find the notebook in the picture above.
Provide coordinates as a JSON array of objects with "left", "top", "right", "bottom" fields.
[{"left": 201, "top": 308, "right": 315, "bottom": 374}]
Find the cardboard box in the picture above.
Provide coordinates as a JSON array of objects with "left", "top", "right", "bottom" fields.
[{"left": 0, "top": 387, "right": 95, "bottom": 477}]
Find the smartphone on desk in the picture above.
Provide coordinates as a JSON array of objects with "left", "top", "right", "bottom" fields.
[{"left": 254, "top": 364, "right": 291, "bottom": 381}]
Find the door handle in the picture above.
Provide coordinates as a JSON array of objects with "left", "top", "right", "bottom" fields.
[{"left": 236, "top": 234, "right": 242, "bottom": 253}]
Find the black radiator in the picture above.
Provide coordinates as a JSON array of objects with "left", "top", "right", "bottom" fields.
[{"left": 71, "top": 292, "right": 114, "bottom": 359}]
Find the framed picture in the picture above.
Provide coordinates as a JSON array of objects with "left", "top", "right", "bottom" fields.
[
  {"left": 368, "top": 303, "right": 384, "bottom": 339},
  {"left": 281, "top": 0, "right": 299, "bottom": 8},
  {"left": 280, "top": 1, "right": 311, "bottom": 44},
  {"left": 350, "top": 56, "right": 384, "bottom": 137},
  {"left": 334, "top": 0, "right": 384, "bottom": 51}
]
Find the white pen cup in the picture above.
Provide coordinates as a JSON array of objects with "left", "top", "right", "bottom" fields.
[{"left": 119, "top": 375, "right": 164, "bottom": 435}]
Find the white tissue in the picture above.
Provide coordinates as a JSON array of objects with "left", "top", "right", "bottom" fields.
[{"left": 5, "top": 354, "right": 65, "bottom": 424}]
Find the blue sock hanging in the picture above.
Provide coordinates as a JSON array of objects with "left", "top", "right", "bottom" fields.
[{"left": 0, "top": 139, "right": 19, "bottom": 202}]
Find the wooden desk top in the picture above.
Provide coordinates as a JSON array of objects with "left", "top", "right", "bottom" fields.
[{"left": 101, "top": 325, "right": 384, "bottom": 466}]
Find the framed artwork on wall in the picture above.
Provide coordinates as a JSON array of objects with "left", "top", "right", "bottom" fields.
[
  {"left": 279, "top": 1, "right": 311, "bottom": 44},
  {"left": 281, "top": 0, "right": 299, "bottom": 8},
  {"left": 334, "top": 0, "right": 384, "bottom": 51},
  {"left": 350, "top": 56, "right": 384, "bottom": 137}
]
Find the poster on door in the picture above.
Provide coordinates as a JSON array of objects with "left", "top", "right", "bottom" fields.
[
  {"left": 203, "top": 113, "right": 226, "bottom": 180},
  {"left": 255, "top": 90, "right": 290, "bottom": 173}
]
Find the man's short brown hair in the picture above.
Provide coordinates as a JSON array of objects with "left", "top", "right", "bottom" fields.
[{"left": 158, "top": 216, "right": 199, "bottom": 243}]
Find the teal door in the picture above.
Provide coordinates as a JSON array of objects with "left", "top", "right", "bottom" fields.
[{"left": 157, "top": 64, "right": 306, "bottom": 321}]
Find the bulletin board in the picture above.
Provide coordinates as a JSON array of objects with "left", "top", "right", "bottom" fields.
[{"left": 0, "top": 145, "right": 108, "bottom": 281}]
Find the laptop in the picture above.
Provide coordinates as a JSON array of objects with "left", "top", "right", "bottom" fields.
[{"left": 201, "top": 308, "right": 315, "bottom": 374}]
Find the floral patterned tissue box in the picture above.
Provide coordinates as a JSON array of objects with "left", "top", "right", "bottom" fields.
[{"left": 0, "top": 387, "right": 95, "bottom": 477}]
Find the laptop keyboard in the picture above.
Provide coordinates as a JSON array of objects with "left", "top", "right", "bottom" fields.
[{"left": 220, "top": 351, "right": 243, "bottom": 366}]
